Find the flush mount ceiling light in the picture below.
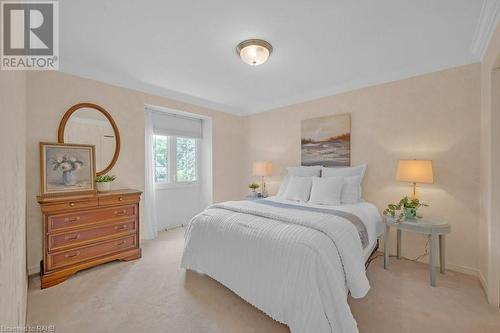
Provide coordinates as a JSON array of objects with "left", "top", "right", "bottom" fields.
[{"left": 236, "top": 39, "right": 273, "bottom": 66}]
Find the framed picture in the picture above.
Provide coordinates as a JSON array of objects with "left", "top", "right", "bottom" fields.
[
  {"left": 301, "top": 113, "right": 351, "bottom": 167},
  {"left": 40, "top": 142, "right": 96, "bottom": 196}
]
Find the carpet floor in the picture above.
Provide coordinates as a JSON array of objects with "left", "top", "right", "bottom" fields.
[{"left": 27, "top": 227, "right": 500, "bottom": 333}]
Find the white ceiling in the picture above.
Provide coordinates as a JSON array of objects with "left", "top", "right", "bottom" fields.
[{"left": 60, "top": 0, "right": 494, "bottom": 115}]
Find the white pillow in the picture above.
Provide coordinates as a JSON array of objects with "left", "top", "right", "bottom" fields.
[
  {"left": 341, "top": 175, "right": 362, "bottom": 204},
  {"left": 287, "top": 166, "right": 322, "bottom": 177},
  {"left": 321, "top": 164, "right": 367, "bottom": 180},
  {"left": 278, "top": 166, "right": 321, "bottom": 197},
  {"left": 309, "top": 177, "right": 343, "bottom": 206},
  {"left": 283, "top": 176, "right": 312, "bottom": 202},
  {"left": 276, "top": 175, "right": 291, "bottom": 197}
]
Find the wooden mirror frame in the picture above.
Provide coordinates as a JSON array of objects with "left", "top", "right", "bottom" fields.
[{"left": 58, "top": 103, "right": 120, "bottom": 176}]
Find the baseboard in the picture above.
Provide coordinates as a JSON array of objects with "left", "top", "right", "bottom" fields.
[
  {"left": 385, "top": 250, "right": 481, "bottom": 278},
  {"left": 445, "top": 263, "right": 480, "bottom": 278},
  {"left": 28, "top": 265, "right": 40, "bottom": 276},
  {"left": 478, "top": 271, "right": 488, "bottom": 294},
  {"left": 164, "top": 224, "right": 184, "bottom": 231}
]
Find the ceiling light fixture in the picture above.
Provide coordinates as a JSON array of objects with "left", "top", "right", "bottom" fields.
[{"left": 236, "top": 39, "right": 273, "bottom": 66}]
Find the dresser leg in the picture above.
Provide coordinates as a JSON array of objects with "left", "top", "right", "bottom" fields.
[
  {"left": 41, "top": 271, "right": 74, "bottom": 289},
  {"left": 120, "top": 248, "right": 142, "bottom": 261}
]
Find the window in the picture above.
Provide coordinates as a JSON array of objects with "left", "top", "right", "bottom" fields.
[
  {"left": 153, "top": 135, "right": 169, "bottom": 183},
  {"left": 153, "top": 135, "right": 198, "bottom": 186},
  {"left": 176, "top": 137, "right": 197, "bottom": 182}
]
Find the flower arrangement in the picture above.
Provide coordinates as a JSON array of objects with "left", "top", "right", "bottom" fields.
[
  {"left": 51, "top": 155, "right": 84, "bottom": 186},
  {"left": 383, "top": 196, "right": 429, "bottom": 222},
  {"left": 51, "top": 155, "right": 83, "bottom": 172}
]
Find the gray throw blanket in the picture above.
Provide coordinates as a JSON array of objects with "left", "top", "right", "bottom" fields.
[{"left": 255, "top": 199, "right": 369, "bottom": 249}]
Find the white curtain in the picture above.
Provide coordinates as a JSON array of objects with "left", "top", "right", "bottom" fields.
[{"left": 143, "top": 109, "right": 158, "bottom": 240}]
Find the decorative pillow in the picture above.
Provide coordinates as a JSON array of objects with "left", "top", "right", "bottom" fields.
[
  {"left": 277, "top": 166, "right": 321, "bottom": 197},
  {"left": 283, "top": 176, "right": 313, "bottom": 202},
  {"left": 341, "top": 175, "right": 362, "bottom": 204},
  {"left": 276, "top": 175, "right": 291, "bottom": 197},
  {"left": 321, "top": 164, "right": 367, "bottom": 180},
  {"left": 287, "top": 166, "right": 322, "bottom": 177},
  {"left": 309, "top": 177, "right": 343, "bottom": 206}
]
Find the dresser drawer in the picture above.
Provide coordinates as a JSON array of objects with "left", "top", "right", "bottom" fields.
[
  {"left": 41, "top": 198, "right": 99, "bottom": 214},
  {"left": 48, "top": 205, "right": 137, "bottom": 231},
  {"left": 48, "top": 219, "right": 137, "bottom": 251},
  {"left": 47, "top": 235, "right": 137, "bottom": 270},
  {"left": 99, "top": 194, "right": 140, "bottom": 207}
]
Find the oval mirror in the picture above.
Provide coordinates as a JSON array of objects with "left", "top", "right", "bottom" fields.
[{"left": 58, "top": 103, "right": 120, "bottom": 176}]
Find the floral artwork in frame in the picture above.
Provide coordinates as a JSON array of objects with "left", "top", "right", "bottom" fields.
[
  {"left": 301, "top": 114, "right": 351, "bottom": 167},
  {"left": 40, "top": 142, "right": 96, "bottom": 196}
]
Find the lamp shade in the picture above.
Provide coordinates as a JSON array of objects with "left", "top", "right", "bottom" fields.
[
  {"left": 396, "top": 160, "right": 433, "bottom": 184},
  {"left": 253, "top": 161, "right": 273, "bottom": 176}
]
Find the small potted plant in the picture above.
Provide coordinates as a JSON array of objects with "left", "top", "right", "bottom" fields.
[
  {"left": 95, "top": 174, "right": 116, "bottom": 192},
  {"left": 383, "top": 196, "right": 429, "bottom": 222},
  {"left": 248, "top": 183, "right": 260, "bottom": 197}
]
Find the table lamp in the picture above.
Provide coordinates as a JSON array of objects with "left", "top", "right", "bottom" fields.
[
  {"left": 396, "top": 159, "right": 433, "bottom": 198},
  {"left": 253, "top": 161, "right": 273, "bottom": 197}
]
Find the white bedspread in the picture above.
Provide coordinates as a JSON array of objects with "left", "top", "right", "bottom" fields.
[{"left": 181, "top": 199, "right": 378, "bottom": 333}]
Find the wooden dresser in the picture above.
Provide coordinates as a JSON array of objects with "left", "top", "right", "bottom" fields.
[{"left": 37, "top": 189, "right": 142, "bottom": 288}]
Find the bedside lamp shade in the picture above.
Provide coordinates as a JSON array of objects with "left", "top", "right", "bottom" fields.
[
  {"left": 396, "top": 159, "right": 433, "bottom": 198},
  {"left": 253, "top": 161, "right": 273, "bottom": 176},
  {"left": 253, "top": 161, "right": 272, "bottom": 197}
]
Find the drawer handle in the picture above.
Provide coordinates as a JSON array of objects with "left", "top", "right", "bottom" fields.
[
  {"left": 65, "top": 251, "right": 80, "bottom": 259},
  {"left": 118, "top": 197, "right": 124, "bottom": 201},
  {"left": 64, "top": 234, "right": 80, "bottom": 241},
  {"left": 115, "top": 240, "right": 126, "bottom": 246},
  {"left": 114, "top": 210, "right": 127, "bottom": 216},
  {"left": 64, "top": 216, "right": 81, "bottom": 223},
  {"left": 69, "top": 202, "right": 76, "bottom": 207},
  {"left": 114, "top": 225, "right": 128, "bottom": 231}
]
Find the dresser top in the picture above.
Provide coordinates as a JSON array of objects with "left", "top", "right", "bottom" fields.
[{"left": 37, "top": 189, "right": 142, "bottom": 204}]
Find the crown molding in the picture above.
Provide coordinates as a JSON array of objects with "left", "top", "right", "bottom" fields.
[
  {"left": 58, "top": 64, "right": 247, "bottom": 117},
  {"left": 471, "top": 0, "right": 500, "bottom": 60},
  {"left": 242, "top": 57, "right": 477, "bottom": 115}
]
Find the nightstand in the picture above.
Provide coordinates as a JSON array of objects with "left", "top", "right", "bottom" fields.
[
  {"left": 245, "top": 195, "right": 264, "bottom": 201},
  {"left": 383, "top": 216, "right": 451, "bottom": 286}
]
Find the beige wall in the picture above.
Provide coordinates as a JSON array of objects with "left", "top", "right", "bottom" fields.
[
  {"left": 243, "top": 64, "right": 481, "bottom": 274},
  {"left": 24, "top": 64, "right": 484, "bottom": 279},
  {"left": 26, "top": 71, "right": 245, "bottom": 273},
  {"left": 480, "top": 21, "right": 500, "bottom": 305},
  {"left": 0, "top": 71, "right": 27, "bottom": 325}
]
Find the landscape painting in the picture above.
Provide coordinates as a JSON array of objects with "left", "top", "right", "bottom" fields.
[{"left": 301, "top": 114, "right": 351, "bottom": 167}]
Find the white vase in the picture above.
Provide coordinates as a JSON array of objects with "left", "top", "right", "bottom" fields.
[{"left": 97, "top": 182, "right": 111, "bottom": 192}]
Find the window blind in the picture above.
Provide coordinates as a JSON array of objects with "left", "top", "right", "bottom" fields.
[{"left": 150, "top": 109, "right": 203, "bottom": 139}]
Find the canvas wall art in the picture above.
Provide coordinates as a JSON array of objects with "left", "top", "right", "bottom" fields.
[
  {"left": 301, "top": 114, "right": 351, "bottom": 167},
  {"left": 40, "top": 142, "right": 96, "bottom": 196}
]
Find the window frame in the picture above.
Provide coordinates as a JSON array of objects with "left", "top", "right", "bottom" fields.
[{"left": 154, "top": 134, "right": 200, "bottom": 190}]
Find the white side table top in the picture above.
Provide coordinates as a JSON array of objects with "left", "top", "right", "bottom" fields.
[{"left": 384, "top": 216, "right": 451, "bottom": 235}]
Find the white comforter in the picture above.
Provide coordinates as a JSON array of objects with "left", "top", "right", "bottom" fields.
[{"left": 181, "top": 200, "right": 374, "bottom": 333}]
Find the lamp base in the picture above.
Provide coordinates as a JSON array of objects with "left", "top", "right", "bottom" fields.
[{"left": 409, "top": 183, "right": 420, "bottom": 199}]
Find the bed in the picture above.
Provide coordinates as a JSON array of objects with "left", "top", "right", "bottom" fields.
[{"left": 181, "top": 195, "right": 383, "bottom": 333}]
